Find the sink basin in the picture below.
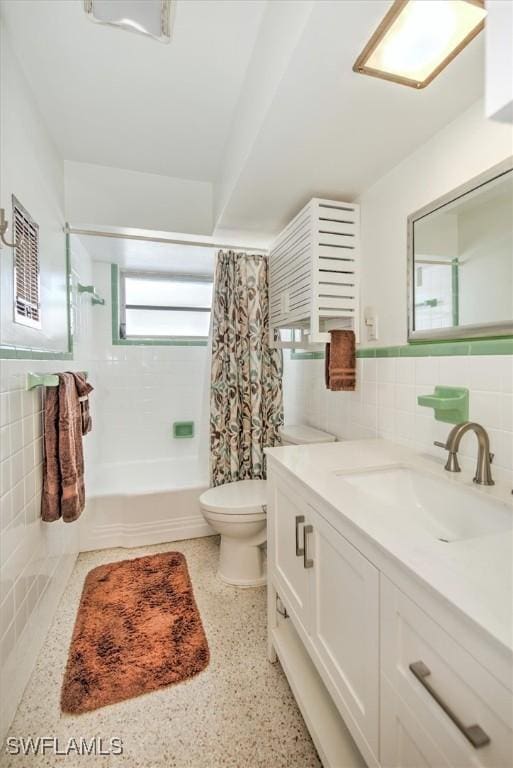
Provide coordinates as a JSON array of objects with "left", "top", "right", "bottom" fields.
[{"left": 334, "top": 466, "right": 512, "bottom": 543}]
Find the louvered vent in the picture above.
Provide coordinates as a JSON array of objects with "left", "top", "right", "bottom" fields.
[
  {"left": 13, "top": 197, "right": 41, "bottom": 329},
  {"left": 269, "top": 198, "right": 360, "bottom": 347}
]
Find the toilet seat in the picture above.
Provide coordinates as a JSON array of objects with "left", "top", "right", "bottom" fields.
[
  {"left": 204, "top": 509, "right": 265, "bottom": 525},
  {"left": 199, "top": 479, "right": 267, "bottom": 516}
]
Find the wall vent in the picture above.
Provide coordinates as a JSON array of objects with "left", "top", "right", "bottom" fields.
[{"left": 13, "top": 196, "right": 41, "bottom": 329}]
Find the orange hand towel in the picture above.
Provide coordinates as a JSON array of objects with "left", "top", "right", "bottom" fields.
[{"left": 325, "top": 330, "right": 356, "bottom": 391}]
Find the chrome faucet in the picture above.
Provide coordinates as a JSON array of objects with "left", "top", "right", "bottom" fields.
[{"left": 434, "top": 421, "right": 494, "bottom": 486}]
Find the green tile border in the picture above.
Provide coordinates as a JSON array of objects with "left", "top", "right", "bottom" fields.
[
  {"left": 467, "top": 338, "right": 513, "bottom": 356},
  {"left": 289, "top": 336, "right": 513, "bottom": 361},
  {"left": 290, "top": 349, "right": 325, "bottom": 360},
  {"left": 372, "top": 346, "right": 401, "bottom": 358},
  {"left": 0, "top": 231, "right": 74, "bottom": 361},
  {"left": 110, "top": 263, "right": 208, "bottom": 348},
  {"left": 0, "top": 346, "right": 73, "bottom": 360},
  {"left": 397, "top": 342, "right": 468, "bottom": 357}
]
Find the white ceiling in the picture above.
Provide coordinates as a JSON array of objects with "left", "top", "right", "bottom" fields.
[
  {"left": 214, "top": 0, "right": 486, "bottom": 234},
  {"left": 0, "top": 0, "right": 266, "bottom": 181},
  {"left": 1, "top": 0, "right": 486, "bottom": 239}
]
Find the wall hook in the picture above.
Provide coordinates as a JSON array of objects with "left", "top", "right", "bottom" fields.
[{"left": 0, "top": 208, "right": 22, "bottom": 248}]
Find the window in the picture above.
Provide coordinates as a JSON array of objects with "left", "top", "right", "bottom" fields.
[
  {"left": 119, "top": 270, "right": 213, "bottom": 340},
  {"left": 13, "top": 196, "right": 41, "bottom": 329}
]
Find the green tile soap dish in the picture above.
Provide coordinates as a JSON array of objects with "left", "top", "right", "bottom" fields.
[
  {"left": 173, "top": 421, "right": 194, "bottom": 438},
  {"left": 417, "top": 386, "right": 469, "bottom": 424}
]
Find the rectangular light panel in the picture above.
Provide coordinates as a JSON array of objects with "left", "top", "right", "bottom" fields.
[{"left": 353, "top": 0, "right": 487, "bottom": 89}]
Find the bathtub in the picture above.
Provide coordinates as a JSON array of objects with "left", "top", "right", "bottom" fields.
[{"left": 79, "top": 457, "right": 213, "bottom": 552}]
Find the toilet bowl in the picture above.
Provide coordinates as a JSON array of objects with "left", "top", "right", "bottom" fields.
[
  {"left": 200, "top": 480, "right": 268, "bottom": 587},
  {"left": 200, "top": 425, "right": 336, "bottom": 588}
]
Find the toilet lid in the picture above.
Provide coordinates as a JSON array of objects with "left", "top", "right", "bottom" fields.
[
  {"left": 279, "top": 424, "right": 336, "bottom": 444},
  {"left": 200, "top": 479, "right": 267, "bottom": 515}
]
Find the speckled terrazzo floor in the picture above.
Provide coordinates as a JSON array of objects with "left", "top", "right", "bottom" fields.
[{"left": 1, "top": 537, "right": 321, "bottom": 768}]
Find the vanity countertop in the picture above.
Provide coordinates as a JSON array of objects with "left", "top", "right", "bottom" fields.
[{"left": 266, "top": 439, "right": 513, "bottom": 657}]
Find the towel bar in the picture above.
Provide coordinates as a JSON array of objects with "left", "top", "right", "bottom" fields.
[
  {"left": 26, "top": 372, "right": 88, "bottom": 390},
  {"left": 77, "top": 283, "right": 105, "bottom": 306}
]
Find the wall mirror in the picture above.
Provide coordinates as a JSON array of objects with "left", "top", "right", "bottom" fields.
[{"left": 408, "top": 158, "right": 513, "bottom": 341}]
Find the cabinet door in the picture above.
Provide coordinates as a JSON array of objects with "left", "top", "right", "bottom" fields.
[
  {"left": 269, "top": 474, "right": 311, "bottom": 634},
  {"left": 308, "top": 506, "right": 380, "bottom": 760},
  {"left": 381, "top": 677, "right": 451, "bottom": 768}
]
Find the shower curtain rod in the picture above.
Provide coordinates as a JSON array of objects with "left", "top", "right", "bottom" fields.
[{"left": 64, "top": 226, "right": 269, "bottom": 254}]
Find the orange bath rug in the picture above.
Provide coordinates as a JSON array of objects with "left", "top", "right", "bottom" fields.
[{"left": 61, "top": 552, "right": 209, "bottom": 713}]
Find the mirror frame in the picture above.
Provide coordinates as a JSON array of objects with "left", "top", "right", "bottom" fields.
[{"left": 407, "top": 156, "right": 513, "bottom": 342}]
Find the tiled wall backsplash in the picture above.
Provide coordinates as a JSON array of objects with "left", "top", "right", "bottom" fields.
[
  {"left": 0, "top": 249, "right": 93, "bottom": 738},
  {"left": 0, "top": 359, "right": 79, "bottom": 734},
  {"left": 283, "top": 352, "right": 513, "bottom": 484}
]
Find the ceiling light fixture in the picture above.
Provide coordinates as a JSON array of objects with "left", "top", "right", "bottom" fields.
[
  {"left": 83, "top": 0, "right": 174, "bottom": 43},
  {"left": 353, "top": 0, "right": 486, "bottom": 89}
]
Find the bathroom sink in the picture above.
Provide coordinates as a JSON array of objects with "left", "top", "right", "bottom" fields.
[{"left": 333, "top": 466, "right": 512, "bottom": 543}]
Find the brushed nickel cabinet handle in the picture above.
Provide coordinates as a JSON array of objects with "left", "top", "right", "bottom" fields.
[
  {"left": 409, "top": 661, "right": 490, "bottom": 749},
  {"left": 303, "top": 524, "right": 314, "bottom": 569},
  {"left": 295, "top": 515, "right": 305, "bottom": 556}
]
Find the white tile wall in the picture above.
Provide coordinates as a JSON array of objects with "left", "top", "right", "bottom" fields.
[
  {"left": 283, "top": 352, "right": 513, "bottom": 485},
  {"left": 89, "top": 261, "right": 209, "bottom": 467},
  {"left": 91, "top": 345, "right": 208, "bottom": 465},
  {"left": 0, "top": 245, "right": 93, "bottom": 739}
]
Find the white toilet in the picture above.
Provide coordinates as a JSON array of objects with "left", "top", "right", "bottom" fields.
[
  {"left": 200, "top": 424, "right": 336, "bottom": 587},
  {"left": 278, "top": 424, "right": 338, "bottom": 447}
]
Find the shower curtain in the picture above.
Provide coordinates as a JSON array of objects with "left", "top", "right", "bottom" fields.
[{"left": 209, "top": 250, "right": 283, "bottom": 486}]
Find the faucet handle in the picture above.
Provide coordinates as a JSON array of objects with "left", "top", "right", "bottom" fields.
[{"left": 434, "top": 440, "right": 460, "bottom": 472}]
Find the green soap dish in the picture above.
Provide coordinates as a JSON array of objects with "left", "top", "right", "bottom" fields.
[
  {"left": 173, "top": 421, "right": 194, "bottom": 439},
  {"left": 417, "top": 386, "right": 469, "bottom": 424}
]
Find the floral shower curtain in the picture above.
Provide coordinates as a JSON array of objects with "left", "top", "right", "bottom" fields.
[{"left": 210, "top": 250, "right": 283, "bottom": 486}]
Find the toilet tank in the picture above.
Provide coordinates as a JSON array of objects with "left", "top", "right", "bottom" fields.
[{"left": 278, "top": 424, "right": 336, "bottom": 446}]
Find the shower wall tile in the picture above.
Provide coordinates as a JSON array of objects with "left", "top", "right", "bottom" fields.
[{"left": 89, "top": 262, "right": 209, "bottom": 467}]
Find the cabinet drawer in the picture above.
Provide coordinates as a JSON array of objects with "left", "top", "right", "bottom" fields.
[
  {"left": 381, "top": 576, "right": 513, "bottom": 768},
  {"left": 381, "top": 676, "right": 454, "bottom": 768}
]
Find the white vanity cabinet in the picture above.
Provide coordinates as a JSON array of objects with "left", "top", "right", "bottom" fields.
[
  {"left": 268, "top": 470, "right": 380, "bottom": 766},
  {"left": 267, "top": 461, "right": 513, "bottom": 768}
]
